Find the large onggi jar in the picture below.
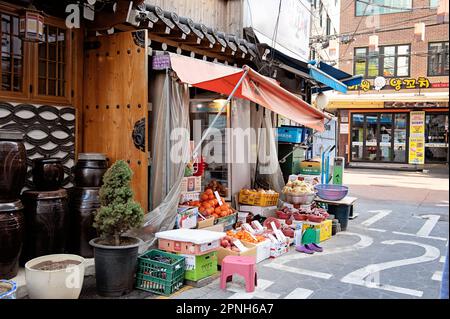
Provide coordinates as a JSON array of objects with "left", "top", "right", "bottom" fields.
[
  {"left": 74, "top": 153, "right": 107, "bottom": 187},
  {"left": 0, "top": 130, "right": 27, "bottom": 202},
  {"left": 0, "top": 200, "right": 25, "bottom": 279}
]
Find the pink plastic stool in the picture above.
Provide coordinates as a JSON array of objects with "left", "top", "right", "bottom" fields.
[{"left": 220, "top": 255, "right": 257, "bottom": 293}]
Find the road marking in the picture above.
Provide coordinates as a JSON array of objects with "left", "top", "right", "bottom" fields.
[
  {"left": 367, "top": 228, "right": 387, "bottom": 233},
  {"left": 284, "top": 288, "right": 314, "bottom": 299},
  {"left": 341, "top": 240, "right": 440, "bottom": 298},
  {"left": 440, "top": 256, "right": 446, "bottom": 263},
  {"left": 361, "top": 210, "right": 392, "bottom": 227},
  {"left": 265, "top": 262, "right": 333, "bottom": 279},
  {"left": 436, "top": 201, "right": 449, "bottom": 207},
  {"left": 432, "top": 271, "right": 443, "bottom": 282},
  {"left": 227, "top": 279, "right": 280, "bottom": 299},
  {"left": 392, "top": 231, "right": 447, "bottom": 241},
  {"left": 416, "top": 215, "right": 441, "bottom": 237}
]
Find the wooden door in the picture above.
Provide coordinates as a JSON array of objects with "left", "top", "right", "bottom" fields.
[{"left": 83, "top": 30, "right": 149, "bottom": 210}]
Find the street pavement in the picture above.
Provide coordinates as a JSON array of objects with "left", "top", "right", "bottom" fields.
[
  {"left": 78, "top": 167, "right": 449, "bottom": 299},
  {"left": 169, "top": 167, "right": 449, "bottom": 299}
]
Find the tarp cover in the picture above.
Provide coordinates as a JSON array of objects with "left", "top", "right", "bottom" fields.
[{"left": 168, "top": 53, "right": 330, "bottom": 132}]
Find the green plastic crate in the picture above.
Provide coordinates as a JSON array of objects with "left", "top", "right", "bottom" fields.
[
  {"left": 180, "top": 251, "right": 218, "bottom": 281},
  {"left": 135, "top": 249, "right": 185, "bottom": 296}
]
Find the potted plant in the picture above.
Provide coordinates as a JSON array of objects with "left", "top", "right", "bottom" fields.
[
  {"left": 24, "top": 254, "right": 85, "bottom": 299},
  {"left": 89, "top": 160, "right": 144, "bottom": 297}
]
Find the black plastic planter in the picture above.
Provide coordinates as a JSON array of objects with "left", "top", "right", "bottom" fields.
[{"left": 89, "top": 237, "right": 142, "bottom": 297}]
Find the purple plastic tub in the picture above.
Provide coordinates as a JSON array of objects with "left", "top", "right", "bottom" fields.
[{"left": 314, "top": 184, "right": 348, "bottom": 201}]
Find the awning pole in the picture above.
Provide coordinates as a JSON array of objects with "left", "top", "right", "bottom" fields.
[{"left": 191, "top": 68, "right": 250, "bottom": 161}]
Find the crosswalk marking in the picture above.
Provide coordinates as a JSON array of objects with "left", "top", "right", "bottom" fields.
[
  {"left": 227, "top": 279, "right": 280, "bottom": 299},
  {"left": 432, "top": 271, "right": 443, "bottom": 282},
  {"left": 284, "top": 288, "right": 314, "bottom": 299},
  {"left": 392, "top": 231, "right": 447, "bottom": 241}
]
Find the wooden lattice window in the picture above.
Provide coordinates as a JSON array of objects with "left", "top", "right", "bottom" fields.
[
  {"left": 0, "top": 13, "right": 23, "bottom": 93},
  {"left": 38, "top": 24, "right": 66, "bottom": 97}
]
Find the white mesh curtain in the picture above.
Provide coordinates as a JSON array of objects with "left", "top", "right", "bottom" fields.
[{"left": 127, "top": 71, "right": 190, "bottom": 252}]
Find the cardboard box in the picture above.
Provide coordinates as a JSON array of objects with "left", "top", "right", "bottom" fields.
[
  {"left": 214, "top": 212, "right": 237, "bottom": 231},
  {"left": 179, "top": 251, "right": 218, "bottom": 281},
  {"left": 202, "top": 223, "right": 225, "bottom": 232},
  {"left": 217, "top": 241, "right": 257, "bottom": 265},
  {"left": 197, "top": 216, "right": 215, "bottom": 229},
  {"left": 302, "top": 219, "right": 332, "bottom": 242},
  {"left": 181, "top": 176, "right": 202, "bottom": 193},
  {"left": 175, "top": 206, "right": 198, "bottom": 229},
  {"left": 238, "top": 205, "right": 278, "bottom": 217},
  {"left": 245, "top": 240, "right": 271, "bottom": 263},
  {"left": 180, "top": 192, "right": 200, "bottom": 204}
]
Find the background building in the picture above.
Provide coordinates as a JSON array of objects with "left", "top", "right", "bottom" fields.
[{"left": 328, "top": 0, "right": 449, "bottom": 168}]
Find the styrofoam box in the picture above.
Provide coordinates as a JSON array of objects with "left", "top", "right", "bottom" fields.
[
  {"left": 247, "top": 240, "right": 271, "bottom": 263},
  {"left": 238, "top": 205, "right": 278, "bottom": 217}
]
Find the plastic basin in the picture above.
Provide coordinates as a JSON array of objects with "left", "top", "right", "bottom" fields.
[{"left": 314, "top": 184, "right": 348, "bottom": 201}]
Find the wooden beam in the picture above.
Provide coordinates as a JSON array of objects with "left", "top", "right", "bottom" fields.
[
  {"left": 86, "top": 0, "right": 134, "bottom": 31},
  {"left": 147, "top": 33, "right": 236, "bottom": 64}
]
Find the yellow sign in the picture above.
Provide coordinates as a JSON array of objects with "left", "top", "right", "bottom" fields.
[
  {"left": 409, "top": 137, "right": 425, "bottom": 165},
  {"left": 410, "top": 111, "right": 425, "bottom": 135},
  {"left": 349, "top": 77, "right": 432, "bottom": 91}
]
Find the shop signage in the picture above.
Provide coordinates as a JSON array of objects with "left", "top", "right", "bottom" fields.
[
  {"left": 339, "top": 123, "right": 349, "bottom": 134},
  {"left": 384, "top": 101, "right": 449, "bottom": 108},
  {"left": 349, "top": 77, "right": 448, "bottom": 92},
  {"left": 409, "top": 137, "right": 425, "bottom": 165},
  {"left": 410, "top": 111, "right": 425, "bottom": 135},
  {"left": 408, "top": 111, "right": 425, "bottom": 165}
]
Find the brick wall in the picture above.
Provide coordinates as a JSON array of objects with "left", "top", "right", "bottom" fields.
[{"left": 339, "top": 0, "right": 449, "bottom": 93}]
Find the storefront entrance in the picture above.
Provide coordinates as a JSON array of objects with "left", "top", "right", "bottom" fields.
[
  {"left": 425, "top": 112, "right": 449, "bottom": 163},
  {"left": 351, "top": 112, "right": 408, "bottom": 163}
]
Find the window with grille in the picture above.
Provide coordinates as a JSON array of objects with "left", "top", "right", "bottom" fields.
[
  {"left": 354, "top": 45, "right": 410, "bottom": 78},
  {"left": 1, "top": 13, "right": 23, "bottom": 93},
  {"left": 38, "top": 24, "right": 66, "bottom": 97}
]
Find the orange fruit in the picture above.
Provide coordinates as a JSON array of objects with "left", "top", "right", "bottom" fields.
[
  {"left": 208, "top": 194, "right": 215, "bottom": 200},
  {"left": 201, "top": 194, "right": 209, "bottom": 201},
  {"left": 199, "top": 206, "right": 205, "bottom": 213}
]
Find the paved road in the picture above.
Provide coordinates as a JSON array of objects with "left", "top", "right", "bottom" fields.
[{"left": 169, "top": 168, "right": 449, "bottom": 299}]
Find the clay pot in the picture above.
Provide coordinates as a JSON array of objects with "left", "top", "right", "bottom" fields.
[
  {"left": 20, "top": 189, "right": 69, "bottom": 264},
  {"left": 69, "top": 187, "right": 100, "bottom": 258},
  {"left": 0, "top": 130, "right": 27, "bottom": 202},
  {"left": 25, "top": 254, "right": 85, "bottom": 299},
  {"left": 32, "top": 158, "right": 64, "bottom": 191},
  {"left": 0, "top": 200, "right": 25, "bottom": 279},
  {"left": 74, "top": 153, "right": 107, "bottom": 187}
]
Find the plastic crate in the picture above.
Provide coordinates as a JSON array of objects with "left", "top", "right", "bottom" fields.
[
  {"left": 135, "top": 249, "right": 185, "bottom": 296},
  {"left": 180, "top": 251, "right": 218, "bottom": 281},
  {"left": 238, "top": 190, "right": 279, "bottom": 207}
]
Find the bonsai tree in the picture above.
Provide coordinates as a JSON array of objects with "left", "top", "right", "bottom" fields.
[{"left": 93, "top": 160, "right": 144, "bottom": 246}]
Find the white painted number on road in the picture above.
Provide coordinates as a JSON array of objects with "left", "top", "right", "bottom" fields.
[
  {"left": 341, "top": 240, "right": 440, "bottom": 297},
  {"left": 416, "top": 215, "right": 441, "bottom": 237}
]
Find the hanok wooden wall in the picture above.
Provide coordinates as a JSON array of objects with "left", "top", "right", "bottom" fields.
[{"left": 145, "top": 0, "right": 244, "bottom": 35}]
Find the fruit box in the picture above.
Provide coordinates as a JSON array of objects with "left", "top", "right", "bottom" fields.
[
  {"left": 197, "top": 216, "right": 215, "bottom": 229},
  {"left": 302, "top": 219, "right": 332, "bottom": 242},
  {"left": 156, "top": 229, "right": 225, "bottom": 256},
  {"left": 181, "top": 176, "right": 202, "bottom": 193},
  {"left": 245, "top": 240, "right": 271, "bottom": 263},
  {"left": 179, "top": 192, "right": 200, "bottom": 204},
  {"left": 179, "top": 251, "right": 218, "bottom": 281},
  {"left": 214, "top": 212, "right": 237, "bottom": 231},
  {"left": 238, "top": 190, "right": 279, "bottom": 207},
  {"left": 217, "top": 242, "right": 257, "bottom": 266},
  {"left": 175, "top": 206, "right": 198, "bottom": 229},
  {"left": 238, "top": 205, "right": 278, "bottom": 217}
]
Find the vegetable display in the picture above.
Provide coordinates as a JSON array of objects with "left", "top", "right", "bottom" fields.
[{"left": 282, "top": 180, "right": 315, "bottom": 195}]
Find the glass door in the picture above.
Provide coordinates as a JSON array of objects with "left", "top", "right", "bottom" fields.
[
  {"left": 393, "top": 113, "right": 408, "bottom": 163},
  {"left": 351, "top": 113, "right": 364, "bottom": 161},
  {"left": 364, "top": 114, "right": 379, "bottom": 161},
  {"left": 379, "top": 113, "right": 393, "bottom": 162},
  {"left": 425, "top": 113, "right": 449, "bottom": 163}
]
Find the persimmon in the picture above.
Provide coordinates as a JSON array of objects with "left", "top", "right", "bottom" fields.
[
  {"left": 208, "top": 194, "right": 215, "bottom": 200},
  {"left": 203, "top": 203, "right": 211, "bottom": 209},
  {"left": 214, "top": 207, "right": 222, "bottom": 214},
  {"left": 220, "top": 205, "right": 228, "bottom": 211},
  {"left": 206, "top": 208, "right": 214, "bottom": 215},
  {"left": 205, "top": 189, "right": 213, "bottom": 195},
  {"left": 201, "top": 194, "right": 209, "bottom": 201},
  {"left": 199, "top": 206, "right": 205, "bottom": 213}
]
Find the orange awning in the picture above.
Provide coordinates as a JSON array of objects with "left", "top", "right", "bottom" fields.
[{"left": 168, "top": 53, "right": 330, "bottom": 131}]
